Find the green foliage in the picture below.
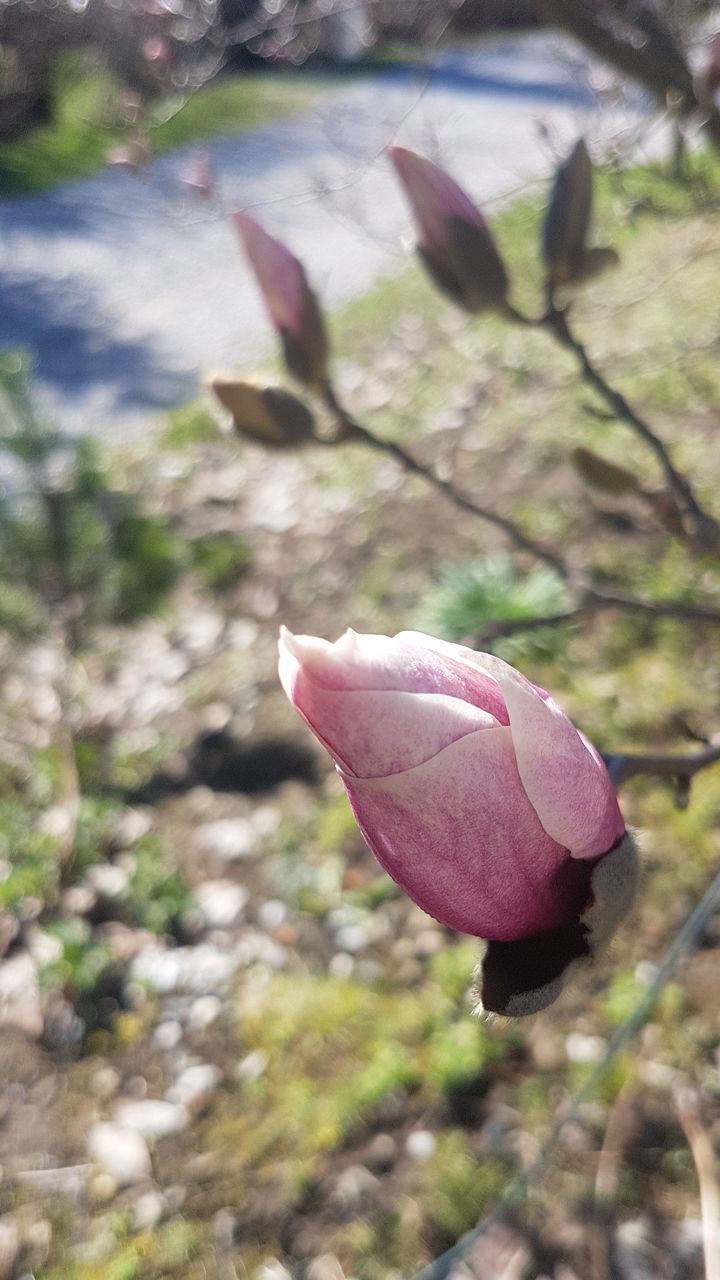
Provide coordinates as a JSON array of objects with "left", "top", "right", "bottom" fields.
[
  {"left": 122, "top": 835, "right": 191, "bottom": 936},
  {"left": 0, "top": 54, "right": 322, "bottom": 196},
  {"left": 413, "top": 1131, "right": 507, "bottom": 1243},
  {"left": 190, "top": 531, "right": 252, "bottom": 592},
  {"left": 0, "top": 798, "right": 59, "bottom": 909},
  {"left": 416, "top": 553, "right": 572, "bottom": 664},
  {"left": 0, "top": 355, "right": 182, "bottom": 633},
  {"left": 42, "top": 917, "right": 111, "bottom": 994},
  {"left": 161, "top": 402, "right": 220, "bottom": 449}
]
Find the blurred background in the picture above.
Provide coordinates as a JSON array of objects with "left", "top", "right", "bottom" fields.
[{"left": 2, "top": 2, "right": 720, "bottom": 1277}]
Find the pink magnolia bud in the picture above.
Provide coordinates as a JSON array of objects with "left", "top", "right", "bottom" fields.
[
  {"left": 279, "top": 627, "right": 637, "bottom": 1016},
  {"left": 388, "top": 146, "right": 509, "bottom": 312},
  {"left": 233, "top": 213, "right": 329, "bottom": 389}
]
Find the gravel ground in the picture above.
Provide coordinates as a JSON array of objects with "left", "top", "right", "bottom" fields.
[{"left": 0, "top": 32, "right": 655, "bottom": 438}]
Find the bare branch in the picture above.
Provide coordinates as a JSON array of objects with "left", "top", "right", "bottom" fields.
[
  {"left": 321, "top": 383, "right": 570, "bottom": 578},
  {"left": 542, "top": 305, "right": 720, "bottom": 554},
  {"left": 604, "top": 734, "right": 720, "bottom": 788}
]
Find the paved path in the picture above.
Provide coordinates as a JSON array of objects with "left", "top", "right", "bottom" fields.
[{"left": 0, "top": 33, "right": 655, "bottom": 437}]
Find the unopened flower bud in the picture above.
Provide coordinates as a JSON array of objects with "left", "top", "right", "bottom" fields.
[
  {"left": 543, "top": 139, "right": 618, "bottom": 295},
  {"left": 234, "top": 214, "right": 329, "bottom": 389},
  {"left": 279, "top": 627, "right": 636, "bottom": 1016},
  {"left": 388, "top": 146, "right": 509, "bottom": 313},
  {"left": 210, "top": 376, "right": 316, "bottom": 447}
]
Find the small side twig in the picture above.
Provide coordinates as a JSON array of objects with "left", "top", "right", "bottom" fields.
[
  {"left": 472, "top": 588, "right": 720, "bottom": 648},
  {"left": 603, "top": 733, "right": 720, "bottom": 790}
]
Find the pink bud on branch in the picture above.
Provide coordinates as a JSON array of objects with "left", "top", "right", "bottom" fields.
[
  {"left": 233, "top": 213, "right": 329, "bottom": 389},
  {"left": 279, "top": 627, "right": 637, "bottom": 1016},
  {"left": 388, "top": 146, "right": 509, "bottom": 313}
]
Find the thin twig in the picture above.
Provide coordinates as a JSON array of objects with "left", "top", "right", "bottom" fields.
[
  {"left": 321, "top": 383, "right": 570, "bottom": 578},
  {"left": 472, "top": 589, "right": 720, "bottom": 647},
  {"left": 411, "top": 866, "right": 720, "bottom": 1280},
  {"left": 320, "top": 384, "right": 720, "bottom": 640},
  {"left": 674, "top": 1084, "right": 720, "bottom": 1280},
  {"left": 590, "top": 1078, "right": 637, "bottom": 1280},
  {"left": 542, "top": 306, "right": 720, "bottom": 554},
  {"left": 604, "top": 734, "right": 720, "bottom": 789}
]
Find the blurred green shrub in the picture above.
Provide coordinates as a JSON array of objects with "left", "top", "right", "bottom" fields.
[{"left": 417, "top": 552, "right": 573, "bottom": 664}]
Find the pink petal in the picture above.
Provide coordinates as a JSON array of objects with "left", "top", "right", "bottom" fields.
[
  {"left": 388, "top": 146, "right": 487, "bottom": 252},
  {"left": 279, "top": 628, "right": 509, "bottom": 722},
  {"left": 494, "top": 670, "right": 625, "bottom": 859},
  {"left": 341, "top": 727, "right": 591, "bottom": 941},
  {"left": 396, "top": 631, "right": 551, "bottom": 699},
  {"left": 234, "top": 213, "right": 304, "bottom": 334},
  {"left": 286, "top": 680, "right": 498, "bottom": 778}
]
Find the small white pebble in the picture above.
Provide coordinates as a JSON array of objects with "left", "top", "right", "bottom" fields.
[
  {"left": 405, "top": 1130, "right": 436, "bottom": 1161},
  {"left": 565, "top": 1033, "right": 605, "bottom": 1065},
  {"left": 257, "top": 900, "right": 287, "bottom": 931},
  {"left": 153, "top": 1020, "right": 183, "bottom": 1051},
  {"left": 329, "top": 953, "right": 354, "bottom": 980},
  {"left": 236, "top": 1050, "right": 267, "bottom": 1083}
]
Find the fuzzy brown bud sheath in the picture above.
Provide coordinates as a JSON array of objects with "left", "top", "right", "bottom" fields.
[
  {"left": 388, "top": 146, "right": 509, "bottom": 313},
  {"left": 210, "top": 376, "right": 316, "bottom": 447},
  {"left": 234, "top": 213, "right": 329, "bottom": 389}
]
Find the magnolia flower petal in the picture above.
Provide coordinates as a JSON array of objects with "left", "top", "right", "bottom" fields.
[
  {"left": 287, "top": 679, "right": 498, "bottom": 778},
  {"left": 396, "top": 631, "right": 550, "bottom": 699},
  {"left": 279, "top": 628, "right": 509, "bottom": 721},
  {"left": 341, "top": 727, "right": 592, "bottom": 941},
  {"left": 494, "top": 670, "right": 625, "bottom": 859},
  {"left": 234, "top": 213, "right": 304, "bottom": 334}
]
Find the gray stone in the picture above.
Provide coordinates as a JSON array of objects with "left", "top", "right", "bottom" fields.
[
  {"left": 166, "top": 1063, "right": 221, "bottom": 1110},
  {"left": 0, "top": 1216, "right": 19, "bottom": 1280},
  {"left": 133, "top": 1190, "right": 166, "bottom": 1231},
  {"left": 130, "top": 943, "right": 238, "bottom": 995},
  {"left": 87, "top": 1122, "right": 152, "bottom": 1185},
  {"left": 195, "top": 880, "right": 249, "bottom": 929},
  {"left": 0, "top": 952, "right": 43, "bottom": 1038},
  {"left": 114, "top": 1099, "right": 188, "bottom": 1138},
  {"left": 405, "top": 1130, "right": 436, "bottom": 1161}
]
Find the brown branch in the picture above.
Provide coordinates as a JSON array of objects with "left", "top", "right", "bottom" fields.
[
  {"left": 321, "top": 383, "right": 570, "bottom": 579},
  {"left": 542, "top": 306, "right": 720, "bottom": 554},
  {"left": 604, "top": 733, "right": 720, "bottom": 790},
  {"left": 319, "top": 384, "right": 720, "bottom": 645},
  {"left": 472, "top": 588, "right": 720, "bottom": 648}
]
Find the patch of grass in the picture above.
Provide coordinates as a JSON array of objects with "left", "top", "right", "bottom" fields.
[
  {"left": 416, "top": 553, "right": 572, "bottom": 665},
  {"left": 0, "top": 54, "right": 323, "bottom": 196},
  {"left": 122, "top": 835, "right": 191, "bottom": 936},
  {"left": 161, "top": 403, "right": 221, "bottom": 450},
  {"left": 190, "top": 531, "right": 252, "bottom": 592},
  {"left": 206, "top": 972, "right": 501, "bottom": 1178},
  {"left": 42, "top": 1217, "right": 203, "bottom": 1280},
  {"left": 413, "top": 1131, "right": 508, "bottom": 1245}
]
